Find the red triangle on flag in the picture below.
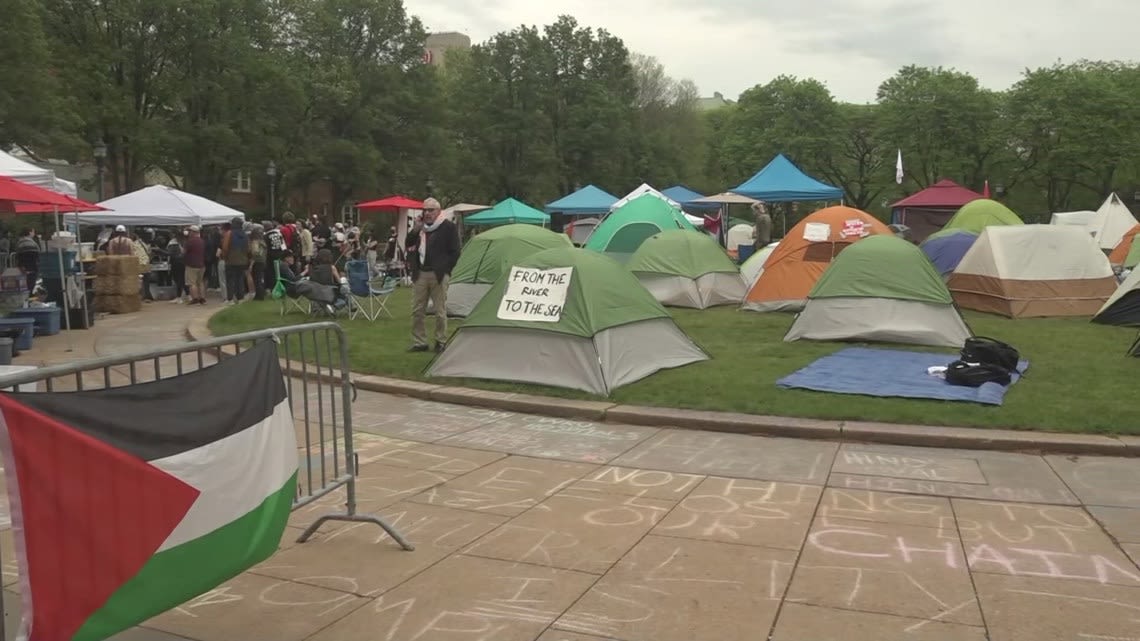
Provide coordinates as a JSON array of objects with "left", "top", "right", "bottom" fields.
[{"left": 0, "top": 397, "right": 200, "bottom": 641}]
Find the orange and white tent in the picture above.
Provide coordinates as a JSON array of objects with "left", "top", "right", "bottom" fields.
[
  {"left": 1109, "top": 224, "right": 1140, "bottom": 267},
  {"left": 948, "top": 225, "right": 1118, "bottom": 318},
  {"left": 742, "top": 206, "right": 893, "bottom": 312}
]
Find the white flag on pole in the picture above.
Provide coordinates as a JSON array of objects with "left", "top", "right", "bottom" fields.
[{"left": 895, "top": 149, "right": 904, "bottom": 185}]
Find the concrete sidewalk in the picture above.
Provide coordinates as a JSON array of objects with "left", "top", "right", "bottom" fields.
[{"left": 4, "top": 304, "right": 1140, "bottom": 641}]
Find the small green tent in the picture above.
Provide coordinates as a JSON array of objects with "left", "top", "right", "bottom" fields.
[
  {"left": 464, "top": 198, "right": 551, "bottom": 226},
  {"left": 943, "top": 199, "right": 1024, "bottom": 234},
  {"left": 584, "top": 194, "right": 697, "bottom": 261},
  {"left": 444, "top": 224, "right": 572, "bottom": 316},
  {"left": 785, "top": 235, "right": 971, "bottom": 347},
  {"left": 427, "top": 246, "right": 709, "bottom": 394},
  {"left": 626, "top": 230, "right": 746, "bottom": 308}
]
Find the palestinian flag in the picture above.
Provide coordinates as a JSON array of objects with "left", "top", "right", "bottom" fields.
[{"left": 0, "top": 341, "right": 298, "bottom": 641}]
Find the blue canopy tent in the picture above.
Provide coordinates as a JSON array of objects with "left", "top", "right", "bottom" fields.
[
  {"left": 732, "top": 154, "right": 844, "bottom": 202},
  {"left": 545, "top": 184, "right": 619, "bottom": 215},
  {"left": 662, "top": 185, "right": 721, "bottom": 212}
]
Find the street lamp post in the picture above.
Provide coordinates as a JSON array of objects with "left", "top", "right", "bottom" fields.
[
  {"left": 266, "top": 161, "right": 277, "bottom": 219},
  {"left": 425, "top": 176, "right": 434, "bottom": 197},
  {"left": 995, "top": 184, "right": 1006, "bottom": 199},
  {"left": 93, "top": 141, "right": 107, "bottom": 202}
]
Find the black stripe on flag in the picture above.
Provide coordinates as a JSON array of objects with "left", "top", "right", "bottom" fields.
[{"left": 2, "top": 340, "right": 288, "bottom": 461}]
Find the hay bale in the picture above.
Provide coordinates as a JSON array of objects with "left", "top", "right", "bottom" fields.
[
  {"left": 93, "top": 294, "right": 141, "bottom": 314},
  {"left": 94, "top": 276, "right": 139, "bottom": 296},
  {"left": 96, "top": 255, "right": 141, "bottom": 277}
]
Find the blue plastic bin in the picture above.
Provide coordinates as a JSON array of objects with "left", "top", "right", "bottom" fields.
[
  {"left": 0, "top": 318, "right": 35, "bottom": 351},
  {"left": 9, "top": 307, "right": 62, "bottom": 336}
]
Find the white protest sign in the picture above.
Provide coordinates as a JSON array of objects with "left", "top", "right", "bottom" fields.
[
  {"left": 803, "top": 222, "right": 831, "bottom": 242},
  {"left": 497, "top": 266, "right": 573, "bottom": 322}
]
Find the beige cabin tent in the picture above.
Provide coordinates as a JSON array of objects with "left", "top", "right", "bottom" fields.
[{"left": 947, "top": 225, "right": 1118, "bottom": 318}]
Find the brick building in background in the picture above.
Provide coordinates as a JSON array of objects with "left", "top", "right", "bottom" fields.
[{"left": 423, "top": 32, "right": 471, "bottom": 67}]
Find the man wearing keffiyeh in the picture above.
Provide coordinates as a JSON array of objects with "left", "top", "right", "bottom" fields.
[{"left": 409, "top": 197, "right": 461, "bottom": 353}]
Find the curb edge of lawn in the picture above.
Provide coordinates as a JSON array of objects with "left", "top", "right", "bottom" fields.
[{"left": 187, "top": 315, "right": 1140, "bottom": 458}]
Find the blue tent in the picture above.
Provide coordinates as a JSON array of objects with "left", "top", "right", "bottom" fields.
[
  {"left": 545, "top": 184, "right": 619, "bottom": 215},
  {"left": 732, "top": 154, "right": 844, "bottom": 202},
  {"left": 465, "top": 198, "right": 550, "bottom": 226},
  {"left": 920, "top": 229, "right": 978, "bottom": 278},
  {"left": 662, "top": 185, "right": 721, "bottom": 211}
]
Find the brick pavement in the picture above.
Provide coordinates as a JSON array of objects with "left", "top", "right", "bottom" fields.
[{"left": 2, "top": 303, "right": 1139, "bottom": 641}]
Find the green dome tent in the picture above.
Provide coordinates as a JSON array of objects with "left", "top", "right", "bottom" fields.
[
  {"left": 943, "top": 199, "right": 1024, "bottom": 234},
  {"left": 443, "top": 224, "right": 572, "bottom": 317},
  {"left": 626, "top": 230, "right": 746, "bottom": 308},
  {"left": 784, "top": 235, "right": 971, "bottom": 347},
  {"left": 584, "top": 194, "right": 697, "bottom": 262},
  {"left": 427, "top": 247, "right": 709, "bottom": 395}
]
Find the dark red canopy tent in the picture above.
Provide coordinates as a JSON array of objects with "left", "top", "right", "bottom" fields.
[
  {"left": 890, "top": 179, "right": 984, "bottom": 243},
  {"left": 0, "top": 175, "right": 103, "bottom": 213},
  {"left": 356, "top": 195, "right": 425, "bottom": 211}
]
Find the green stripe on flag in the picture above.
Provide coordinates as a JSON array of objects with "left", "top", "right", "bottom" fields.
[{"left": 73, "top": 472, "right": 297, "bottom": 641}]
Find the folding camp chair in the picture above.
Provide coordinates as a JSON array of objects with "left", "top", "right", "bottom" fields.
[
  {"left": 272, "top": 261, "right": 310, "bottom": 316},
  {"left": 346, "top": 259, "right": 396, "bottom": 321}
]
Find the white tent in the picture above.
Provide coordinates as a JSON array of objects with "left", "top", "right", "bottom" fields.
[
  {"left": 1051, "top": 193, "right": 1139, "bottom": 250},
  {"left": 0, "top": 150, "right": 77, "bottom": 196},
  {"left": 83, "top": 185, "right": 245, "bottom": 226},
  {"left": 611, "top": 184, "right": 703, "bottom": 225},
  {"left": 726, "top": 223, "right": 754, "bottom": 252}
]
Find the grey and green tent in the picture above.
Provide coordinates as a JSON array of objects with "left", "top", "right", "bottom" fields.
[
  {"left": 784, "top": 235, "right": 971, "bottom": 347},
  {"left": 584, "top": 194, "right": 697, "bottom": 262},
  {"left": 626, "top": 229, "right": 747, "bottom": 309},
  {"left": 443, "top": 224, "right": 572, "bottom": 317},
  {"left": 427, "top": 247, "right": 709, "bottom": 395}
]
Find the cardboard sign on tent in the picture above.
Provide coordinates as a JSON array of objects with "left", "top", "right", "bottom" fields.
[
  {"left": 742, "top": 206, "right": 893, "bottom": 312},
  {"left": 626, "top": 230, "right": 747, "bottom": 309},
  {"left": 920, "top": 228, "right": 979, "bottom": 280},
  {"left": 1092, "top": 267, "right": 1140, "bottom": 326},
  {"left": 1109, "top": 224, "right": 1140, "bottom": 268},
  {"left": 440, "top": 224, "right": 572, "bottom": 317},
  {"left": 948, "top": 225, "right": 1117, "bottom": 318},
  {"left": 427, "top": 247, "right": 709, "bottom": 395},
  {"left": 585, "top": 194, "right": 697, "bottom": 262},
  {"left": 943, "top": 199, "right": 1024, "bottom": 234},
  {"left": 785, "top": 235, "right": 971, "bottom": 348}
]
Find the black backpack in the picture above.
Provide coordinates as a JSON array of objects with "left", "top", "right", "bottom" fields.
[
  {"left": 944, "top": 360, "right": 1012, "bottom": 387},
  {"left": 960, "top": 336, "right": 1020, "bottom": 372}
]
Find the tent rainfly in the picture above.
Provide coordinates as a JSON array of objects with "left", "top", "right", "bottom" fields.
[
  {"left": 732, "top": 154, "right": 844, "bottom": 202},
  {"left": 948, "top": 225, "right": 1118, "bottom": 318},
  {"left": 464, "top": 198, "right": 550, "bottom": 226},
  {"left": 785, "top": 235, "right": 971, "bottom": 348},
  {"left": 585, "top": 194, "right": 697, "bottom": 261},
  {"left": 84, "top": 185, "right": 244, "bottom": 226},
  {"left": 920, "top": 228, "right": 979, "bottom": 280},
  {"left": 0, "top": 149, "right": 77, "bottom": 196},
  {"left": 943, "top": 199, "right": 1023, "bottom": 234},
  {"left": 889, "top": 179, "right": 985, "bottom": 243},
  {"left": 1052, "top": 193, "right": 1139, "bottom": 250},
  {"left": 426, "top": 247, "right": 709, "bottom": 395},
  {"left": 626, "top": 230, "right": 747, "bottom": 309},
  {"left": 1092, "top": 268, "right": 1140, "bottom": 326},
  {"left": 544, "top": 185, "right": 619, "bottom": 215},
  {"left": 743, "top": 206, "right": 893, "bottom": 312},
  {"left": 442, "top": 224, "right": 572, "bottom": 317}
]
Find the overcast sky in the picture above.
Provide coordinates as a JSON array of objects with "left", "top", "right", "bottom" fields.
[{"left": 408, "top": 0, "right": 1140, "bottom": 103}]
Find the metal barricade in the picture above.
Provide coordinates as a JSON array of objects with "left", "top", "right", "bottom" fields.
[{"left": 0, "top": 322, "right": 413, "bottom": 637}]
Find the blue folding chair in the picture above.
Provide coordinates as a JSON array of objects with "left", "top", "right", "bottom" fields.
[{"left": 346, "top": 259, "right": 396, "bottom": 321}]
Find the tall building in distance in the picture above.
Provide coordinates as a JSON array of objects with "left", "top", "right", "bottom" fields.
[{"left": 423, "top": 32, "right": 472, "bottom": 67}]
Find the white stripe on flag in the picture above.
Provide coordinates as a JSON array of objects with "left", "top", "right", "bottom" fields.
[{"left": 151, "top": 400, "right": 297, "bottom": 552}]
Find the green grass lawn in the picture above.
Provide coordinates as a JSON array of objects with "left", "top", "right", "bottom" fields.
[{"left": 210, "top": 288, "right": 1140, "bottom": 434}]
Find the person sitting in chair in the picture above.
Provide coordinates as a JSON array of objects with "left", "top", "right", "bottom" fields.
[
  {"left": 278, "top": 250, "right": 300, "bottom": 297},
  {"left": 302, "top": 248, "right": 348, "bottom": 311}
]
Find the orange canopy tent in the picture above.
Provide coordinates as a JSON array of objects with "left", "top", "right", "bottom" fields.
[
  {"left": 742, "top": 206, "right": 893, "bottom": 312},
  {"left": 1109, "top": 224, "right": 1140, "bottom": 266}
]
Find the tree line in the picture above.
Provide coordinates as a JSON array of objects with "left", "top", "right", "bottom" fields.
[{"left": 3, "top": 0, "right": 1139, "bottom": 222}]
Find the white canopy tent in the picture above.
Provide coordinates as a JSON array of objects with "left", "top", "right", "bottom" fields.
[
  {"left": 0, "top": 149, "right": 77, "bottom": 196},
  {"left": 611, "top": 184, "right": 703, "bottom": 225},
  {"left": 83, "top": 185, "right": 245, "bottom": 226}
]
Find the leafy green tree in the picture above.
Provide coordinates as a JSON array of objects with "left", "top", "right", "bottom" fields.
[
  {"left": 0, "top": 0, "right": 79, "bottom": 151},
  {"left": 629, "top": 54, "right": 705, "bottom": 190},
  {"left": 819, "top": 104, "right": 890, "bottom": 211}
]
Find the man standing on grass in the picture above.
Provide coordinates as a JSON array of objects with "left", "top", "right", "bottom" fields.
[{"left": 409, "top": 198, "right": 460, "bottom": 353}]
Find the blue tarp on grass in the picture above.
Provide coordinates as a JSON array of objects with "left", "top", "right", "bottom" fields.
[{"left": 776, "top": 347, "right": 1029, "bottom": 406}]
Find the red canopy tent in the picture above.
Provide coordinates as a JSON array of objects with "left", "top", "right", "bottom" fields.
[
  {"left": 356, "top": 195, "right": 425, "bottom": 211},
  {"left": 0, "top": 175, "right": 103, "bottom": 213},
  {"left": 890, "top": 179, "right": 984, "bottom": 243}
]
